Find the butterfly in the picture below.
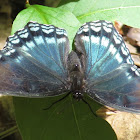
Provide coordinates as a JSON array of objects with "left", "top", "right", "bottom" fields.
[{"left": 1, "top": 20, "right": 140, "bottom": 114}]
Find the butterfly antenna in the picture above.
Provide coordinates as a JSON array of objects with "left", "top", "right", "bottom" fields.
[
  {"left": 82, "top": 98, "right": 97, "bottom": 117},
  {"left": 43, "top": 91, "right": 71, "bottom": 110}
]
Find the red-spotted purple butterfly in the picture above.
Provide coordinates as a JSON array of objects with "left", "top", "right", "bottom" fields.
[{"left": 1, "top": 20, "right": 140, "bottom": 113}]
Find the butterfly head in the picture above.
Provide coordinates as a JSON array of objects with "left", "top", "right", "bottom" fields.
[{"left": 73, "top": 91, "right": 83, "bottom": 100}]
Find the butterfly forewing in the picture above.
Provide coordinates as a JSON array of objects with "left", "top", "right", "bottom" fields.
[
  {"left": 75, "top": 20, "right": 140, "bottom": 113},
  {"left": 0, "top": 22, "right": 69, "bottom": 97},
  {"left": 75, "top": 20, "right": 134, "bottom": 80}
]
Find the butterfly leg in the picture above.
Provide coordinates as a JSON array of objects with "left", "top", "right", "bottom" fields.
[
  {"left": 43, "top": 91, "right": 71, "bottom": 110},
  {"left": 82, "top": 98, "right": 97, "bottom": 117}
]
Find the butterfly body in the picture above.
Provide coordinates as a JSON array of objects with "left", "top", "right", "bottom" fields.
[
  {"left": 68, "top": 63, "right": 84, "bottom": 100},
  {"left": 1, "top": 20, "right": 140, "bottom": 113}
]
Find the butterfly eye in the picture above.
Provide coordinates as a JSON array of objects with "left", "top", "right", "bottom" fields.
[{"left": 73, "top": 64, "right": 79, "bottom": 71}]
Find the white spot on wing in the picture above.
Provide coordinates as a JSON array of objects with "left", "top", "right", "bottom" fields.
[
  {"left": 33, "top": 36, "right": 44, "bottom": 45},
  {"left": 91, "top": 35, "right": 100, "bottom": 44},
  {"left": 10, "top": 49, "right": 16, "bottom": 53},
  {"left": 115, "top": 53, "right": 123, "bottom": 63},
  {"left": 9, "top": 35, "right": 17, "bottom": 41},
  {"left": 81, "top": 36, "right": 89, "bottom": 42},
  {"left": 93, "top": 20, "right": 100, "bottom": 23},
  {"left": 103, "top": 22, "right": 112, "bottom": 28},
  {"left": 57, "top": 37, "right": 66, "bottom": 43},
  {"left": 121, "top": 44, "right": 129, "bottom": 56},
  {"left": 19, "top": 32, "right": 29, "bottom": 38},
  {"left": 11, "top": 38, "right": 20, "bottom": 44},
  {"left": 101, "top": 37, "right": 109, "bottom": 48},
  {"left": 42, "top": 28, "right": 54, "bottom": 34},
  {"left": 46, "top": 37, "right": 55, "bottom": 44},
  {"left": 113, "top": 34, "right": 121, "bottom": 44},
  {"left": 17, "top": 29, "right": 28, "bottom": 34},
  {"left": 135, "top": 70, "right": 140, "bottom": 76},
  {"left": 28, "top": 23, "right": 38, "bottom": 27},
  {"left": 109, "top": 44, "right": 117, "bottom": 55},
  {"left": 91, "top": 26, "right": 101, "bottom": 32},
  {"left": 131, "top": 65, "right": 137, "bottom": 71},
  {"left": 25, "top": 41, "right": 35, "bottom": 50},
  {"left": 131, "top": 66, "right": 140, "bottom": 76},
  {"left": 84, "top": 24, "right": 89, "bottom": 29},
  {"left": 82, "top": 23, "right": 86, "bottom": 26},
  {"left": 5, "top": 51, "right": 11, "bottom": 56},
  {"left": 77, "top": 29, "right": 82, "bottom": 34},
  {"left": 63, "top": 31, "right": 67, "bottom": 36},
  {"left": 30, "top": 26, "right": 39, "bottom": 31},
  {"left": 103, "top": 26, "right": 112, "bottom": 33},
  {"left": 41, "top": 25, "right": 49, "bottom": 30},
  {"left": 126, "top": 56, "right": 134, "bottom": 64},
  {"left": 104, "top": 21, "right": 112, "bottom": 24},
  {"left": 56, "top": 28, "right": 64, "bottom": 35},
  {"left": 83, "top": 27, "right": 89, "bottom": 32},
  {"left": 90, "top": 22, "right": 101, "bottom": 26},
  {"left": 7, "top": 42, "right": 12, "bottom": 47}
]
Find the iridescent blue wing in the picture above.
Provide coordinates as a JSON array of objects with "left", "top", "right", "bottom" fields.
[
  {"left": 74, "top": 20, "right": 140, "bottom": 113},
  {"left": 0, "top": 22, "right": 69, "bottom": 97}
]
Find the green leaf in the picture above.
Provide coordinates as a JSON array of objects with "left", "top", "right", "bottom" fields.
[
  {"left": 13, "top": 95, "right": 117, "bottom": 140},
  {"left": 11, "top": 4, "right": 80, "bottom": 46},
  {"left": 62, "top": 0, "right": 140, "bottom": 28},
  {"left": 58, "top": 0, "right": 79, "bottom": 12},
  {"left": 12, "top": 4, "right": 117, "bottom": 140}
]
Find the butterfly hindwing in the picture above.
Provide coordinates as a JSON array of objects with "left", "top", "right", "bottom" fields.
[
  {"left": 0, "top": 22, "right": 69, "bottom": 97},
  {"left": 74, "top": 20, "right": 140, "bottom": 113},
  {"left": 87, "top": 64, "right": 140, "bottom": 113}
]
